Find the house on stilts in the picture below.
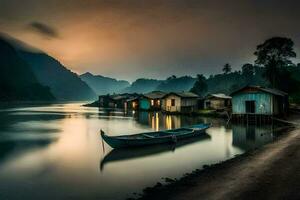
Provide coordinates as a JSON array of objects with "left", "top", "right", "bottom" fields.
[{"left": 230, "top": 86, "right": 289, "bottom": 123}]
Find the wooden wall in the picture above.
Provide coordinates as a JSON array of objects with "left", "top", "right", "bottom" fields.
[{"left": 232, "top": 92, "right": 272, "bottom": 114}]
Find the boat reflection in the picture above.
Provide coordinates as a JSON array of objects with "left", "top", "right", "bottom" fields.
[{"left": 100, "top": 133, "right": 211, "bottom": 171}]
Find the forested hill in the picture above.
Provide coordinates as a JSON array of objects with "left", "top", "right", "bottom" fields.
[
  {"left": 120, "top": 76, "right": 196, "bottom": 94},
  {"left": 19, "top": 51, "right": 97, "bottom": 101},
  {"left": 205, "top": 66, "right": 267, "bottom": 95},
  {"left": 80, "top": 72, "right": 130, "bottom": 95},
  {"left": 156, "top": 76, "right": 196, "bottom": 92},
  {"left": 1, "top": 34, "right": 97, "bottom": 101},
  {"left": 0, "top": 37, "right": 54, "bottom": 101},
  {"left": 122, "top": 78, "right": 162, "bottom": 93},
  {"left": 81, "top": 72, "right": 266, "bottom": 96}
]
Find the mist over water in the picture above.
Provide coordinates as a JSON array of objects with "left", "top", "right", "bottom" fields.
[{"left": 0, "top": 103, "right": 279, "bottom": 200}]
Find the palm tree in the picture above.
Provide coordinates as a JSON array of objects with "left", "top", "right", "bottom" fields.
[{"left": 222, "top": 63, "right": 232, "bottom": 74}]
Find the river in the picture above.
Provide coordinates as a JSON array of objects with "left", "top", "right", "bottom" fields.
[{"left": 0, "top": 103, "right": 280, "bottom": 200}]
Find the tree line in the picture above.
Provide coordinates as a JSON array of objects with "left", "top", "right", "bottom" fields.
[{"left": 191, "top": 37, "right": 300, "bottom": 103}]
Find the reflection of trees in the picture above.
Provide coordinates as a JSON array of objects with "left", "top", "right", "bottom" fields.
[
  {"left": 232, "top": 124, "right": 273, "bottom": 150},
  {"left": 0, "top": 111, "right": 63, "bottom": 163},
  {"left": 0, "top": 112, "right": 65, "bottom": 132},
  {"left": 0, "top": 138, "right": 58, "bottom": 163}
]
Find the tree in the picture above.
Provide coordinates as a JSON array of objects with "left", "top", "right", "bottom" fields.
[
  {"left": 242, "top": 63, "right": 254, "bottom": 84},
  {"left": 254, "top": 37, "right": 296, "bottom": 88},
  {"left": 167, "top": 75, "right": 177, "bottom": 80},
  {"left": 190, "top": 74, "right": 207, "bottom": 97},
  {"left": 222, "top": 63, "right": 232, "bottom": 74},
  {"left": 242, "top": 63, "right": 254, "bottom": 76}
]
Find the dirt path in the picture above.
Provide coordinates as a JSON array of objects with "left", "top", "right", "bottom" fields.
[
  {"left": 138, "top": 116, "right": 300, "bottom": 200},
  {"left": 170, "top": 128, "right": 300, "bottom": 200}
]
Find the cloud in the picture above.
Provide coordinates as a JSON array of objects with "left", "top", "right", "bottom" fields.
[{"left": 28, "top": 22, "right": 59, "bottom": 39}]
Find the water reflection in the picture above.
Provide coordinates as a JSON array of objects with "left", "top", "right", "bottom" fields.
[
  {"left": 0, "top": 110, "right": 64, "bottom": 163},
  {"left": 100, "top": 133, "right": 211, "bottom": 171},
  {"left": 0, "top": 104, "right": 283, "bottom": 200},
  {"left": 133, "top": 111, "right": 212, "bottom": 131},
  {"left": 232, "top": 124, "right": 274, "bottom": 150}
]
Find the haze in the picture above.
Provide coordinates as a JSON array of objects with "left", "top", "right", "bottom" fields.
[{"left": 1, "top": 0, "right": 300, "bottom": 81}]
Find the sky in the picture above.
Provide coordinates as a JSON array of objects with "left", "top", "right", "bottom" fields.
[{"left": 1, "top": 0, "right": 300, "bottom": 81}]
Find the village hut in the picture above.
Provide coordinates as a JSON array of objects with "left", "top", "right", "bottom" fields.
[
  {"left": 204, "top": 93, "right": 232, "bottom": 110},
  {"left": 98, "top": 95, "right": 116, "bottom": 108},
  {"left": 111, "top": 95, "right": 129, "bottom": 108},
  {"left": 230, "top": 86, "right": 288, "bottom": 118},
  {"left": 125, "top": 97, "right": 140, "bottom": 110},
  {"left": 161, "top": 92, "right": 199, "bottom": 113},
  {"left": 139, "top": 91, "right": 166, "bottom": 110},
  {"left": 99, "top": 93, "right": 137, "bottom": 109}
]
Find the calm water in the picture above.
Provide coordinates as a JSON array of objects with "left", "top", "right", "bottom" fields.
[{"left": 0, "top": 103, "right": 279, "bottom": 200}]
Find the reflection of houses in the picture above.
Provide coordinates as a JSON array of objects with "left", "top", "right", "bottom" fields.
[
  {"left": 162, "top": 92, "right": 199, "bottom": 113},
  {"left": 231, "top": 86, "right": 288, "bottom": 119},
  {"left": 204, "top": 94, "right": 232, "bottom": 110},
  {"left": 135, "top": 111, "right": 206, "bottom": 131},
  {"left": 232, "top": 124, "right": 273, "bottom": 150},
  {"left": 139, "top": 91, "right": 166, "bottom": 111}
]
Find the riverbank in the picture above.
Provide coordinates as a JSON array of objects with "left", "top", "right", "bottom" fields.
[{"left": 132, "top": 116, "right": 300, "bottom": 200}]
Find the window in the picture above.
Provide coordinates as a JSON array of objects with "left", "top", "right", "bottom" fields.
[
  {"left": 157, "top": 100, "right": 160, "bottom": 106},
  {"left": 245, "top": 101, "right": 255, "bottom": 113},
  {"left": 151, "top": 99, "right": 154, "bottom": 106},
  {"left": 171, "top": 99, "right": 175, "bottom": 106},
  {"left": 132, "top": 102, "right": 137, "bottom": 109}
]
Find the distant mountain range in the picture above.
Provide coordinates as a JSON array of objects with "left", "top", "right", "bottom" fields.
[
  {"left": 80, "top": 72, "right": 130, "bottom": 95},
  {"left": 0, "top": 33, "right": 196, "bottom": 102},
  {"left": 123, "top": 76, "right": 196, "bottom": 93},
  {"left": 123, "top": 78, "right": 163, "bottom": 93},
  {"left": 2, "top": 33, "right": 268, "bottom": 102},
  {"left": 0, "top": 34, "right": 96, "bottom": 101},
  {"left": 80, "top": 73, "right": 197, "bottom": 95}
]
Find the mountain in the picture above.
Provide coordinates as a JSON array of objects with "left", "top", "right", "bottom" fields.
[
  {"left": 17, "top": 51, "right": 96, "bottom": 101},
  {"left": 123, "top": 78, "right": 163, "bottom": 93},
  {"left": 80, "top": 72, "right": 130, "bottom": 95},
  {"left": 156, "top": 76, "right": 196, "bottom": 92},
  {"left": 121, "top": 76, "right": 196, "bottom": 94},
  {"left": 0, "top": 36, "right": 54, "bottom": 101}
]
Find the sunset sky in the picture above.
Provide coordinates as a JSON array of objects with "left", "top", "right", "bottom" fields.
[{"left": 1, "top": 0, "right": 300, "bottom": 81}]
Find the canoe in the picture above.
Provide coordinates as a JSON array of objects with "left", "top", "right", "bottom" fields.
[{"left": 100, "top": 123, "right": 211, "bottom": 148}]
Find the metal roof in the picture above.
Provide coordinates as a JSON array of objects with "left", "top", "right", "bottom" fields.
[
  {"left": 231, "top": 86, "right": 288, "bottom": 97},
  {"left": 164, "top": 92, "right": 199, "bottom": 98},
  {"left": 126, "top": 97, "right": 139, "bottom": 102},
  {"left": 143, "top": 91, "right": 166, "bottom": 99},
  {"left": 207, "top": 93, "right": 232, "bottom": 99}
]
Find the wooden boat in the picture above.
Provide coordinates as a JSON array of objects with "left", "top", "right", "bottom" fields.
[
  {"left": 100, "top": 133, "right": 211, "bottom": 171},
  {"left": 100, "top": 123, "right": 211, "bottom": 148}
]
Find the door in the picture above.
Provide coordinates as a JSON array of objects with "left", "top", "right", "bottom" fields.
[{"left": 245, "top": 101, "right": 255, "bottom": 113}]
